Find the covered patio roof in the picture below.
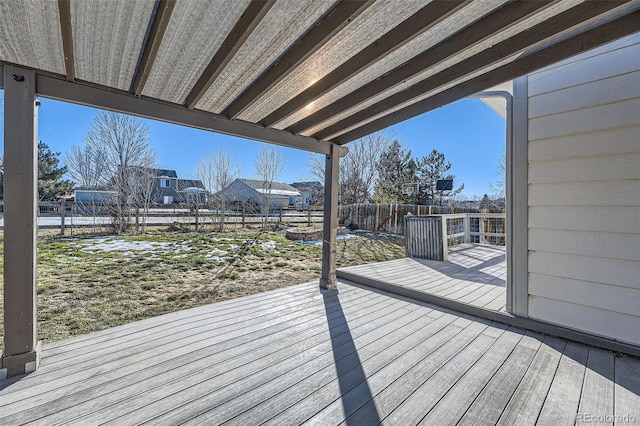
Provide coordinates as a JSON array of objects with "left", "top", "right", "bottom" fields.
[
  {"left": 1, "top": 0, "right": 639, "bottom": 153},
  {"left": 2, "top": 0, "right": 640, "bottom": 378}
]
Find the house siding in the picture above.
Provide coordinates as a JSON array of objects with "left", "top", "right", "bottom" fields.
[{"left": 526, "top": 34, "right": 640, "bottom": 345}]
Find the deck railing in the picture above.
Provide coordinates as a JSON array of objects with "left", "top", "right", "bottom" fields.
[
  {"left": 406, "top": 213, "right": 506, "bottom": 261},
  {"left": 444, "top": 212, "right": 506, "bottom": 246}
]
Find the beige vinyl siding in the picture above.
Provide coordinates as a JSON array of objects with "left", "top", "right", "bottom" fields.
[{"left": 526, "top": 34, "right": 640, "bottom": 346}]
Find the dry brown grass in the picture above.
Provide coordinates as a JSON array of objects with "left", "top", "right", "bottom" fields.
[{"left": 0, "top": 228, "right": 404, "bottom": 347}]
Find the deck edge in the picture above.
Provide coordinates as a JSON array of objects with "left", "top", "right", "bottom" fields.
[{"left": 337, "top": 269, "right": 640, "bottom": 358}]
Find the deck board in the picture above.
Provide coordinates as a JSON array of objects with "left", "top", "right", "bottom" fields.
[
  {"left": 537, "top": 341, "right": 590, "bottom": 425},
  {"left": 615, "top": 355, "right": 640, "bottom": 426},
  {"left": 1, "top": 277, "right": 638, "bottom": 425},
  {"left": 577, "top": 347, "right": 615, "bottom": 425},
  {"left": 338, "top": 243, "right": 507, "bottom": 313}
]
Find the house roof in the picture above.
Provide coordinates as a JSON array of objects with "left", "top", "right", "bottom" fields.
[
  {"left": 177, "top": 179, "right": 205, "bottom": 190},
  {"left": 124, "top": 166, "right": 178, "bottom": 178},
  {"left": 236, "top": 178, "right": 301, "bottom": 197},
  {"left": 291, "top": 181, "right": 323, "bottom": 189},
  {"left": 74, "top": 186, "right": 116, "bottom": 192},
  {"left": 0, "top": 1, "right": 638, "bottom": 153},
  {"left": 155, "top": 169, "right": 178, "bottom": 178}
]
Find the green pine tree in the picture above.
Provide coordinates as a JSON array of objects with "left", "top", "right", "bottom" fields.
[
  {"left": 38, "top": 141, "right": 74, "bottom": 201},
  {"left": 373, "top": 140, "right": 416, "bottom": 203},
  {"left": 415, "top": 149, "right": 464, "bottom": 205}
]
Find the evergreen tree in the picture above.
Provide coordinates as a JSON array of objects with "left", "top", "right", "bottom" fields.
[
  {"left": 373, "top": 140, "right": 416, "bottom": 203},
  {"left": 479, "top": 193, "right": 492, "bottom": 211},
  {"left": 414, "top": 149, "right": 464, "bottom": 205},
  {"left": 38, "top": 141, "right": 74, "bottom": 201}
]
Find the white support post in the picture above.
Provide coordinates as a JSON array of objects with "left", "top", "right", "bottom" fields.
[
  {"left": 320, "top": 143, "right": 340, "bottom": 291},
  {"left": 440, "top": 215, "right": 449, "bottom": 262},
  {"left": 1, "top": 66, "right": 40, "bottom": 379},
  {"left": 463, "top": 214, "right": 470, "bottom": 243},
  {"left": 509, "top": 77, "right": 529, "bottom": 317}
]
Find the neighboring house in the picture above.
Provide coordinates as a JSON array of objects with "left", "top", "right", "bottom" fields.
[
  {"left": 74, "top": 168, "right": 206, "bottom": 206},
  {"left": 176, "top": 179, "right": 207, "bottom": 205},
  {"left": 290, "top": 181, "right": 323, "bottom": 208},
  {"left": 219, "top": 178, "right": 301, "bottom": 209},
  {"left": 74, "top": 187, "right": 117, "bottom": 204},
  {"left": 153, "top": 168, "right": 179, "bottom": 205}
]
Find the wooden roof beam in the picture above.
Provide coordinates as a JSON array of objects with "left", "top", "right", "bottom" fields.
[
  {"left": 58, "top": 0, "right": 75, "bottom": 81},
  {"left": 288, "top": 0, "right": 554, "bottom": 135},
  {"left": 314, "top": 0, "right": 632, "bottom": 141},
  {"left": 259, "top": 0, "right": 468, "bottom": 128},
  {"left": 132, "top": 0, "right": 176, "bottom": 96},
  {"left": 185, "top": 0, "right": 275, "bottom": 110},
  {"left": 331, "top": 10, "right": 640, "bottom": 144},
  {"left": 222, "top": 0, "right": 374, "bottom": 120}
]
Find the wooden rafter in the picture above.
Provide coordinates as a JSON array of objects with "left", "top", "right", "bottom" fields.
[
  {"left": 185, "top": 0, "right": 275, "bottom": 110},
  {"left": 58, "top": 0, "right": 75, "bottom": 81},
  {"left": 132, "top": 0, "right": 176, "bottom": 97},
  {"left": 287, "top": 0, "right": 554, "bottom": 135},
  {"left": 314, "top": 0, "right": 632, "bottom": 141},
  {"left": 259, "top": 0, "right": 468, "bottom": 127},
  {"left": 222, "top": 0, "right": 374, "bottom": 120},
  {"left": 331, "top": 10, "right": 640, "bottom": 144}
]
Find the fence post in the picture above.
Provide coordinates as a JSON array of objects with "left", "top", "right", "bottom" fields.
[
  {"left": 60, "top": 198, "right": 66, "bottom": 236},
  {"left": 242, "top": 206, "right": 246, "bottom": 227}
]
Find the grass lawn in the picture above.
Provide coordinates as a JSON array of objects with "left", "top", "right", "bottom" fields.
[{"left": 0, "top": 229, "right": 404, "bottom": 347}]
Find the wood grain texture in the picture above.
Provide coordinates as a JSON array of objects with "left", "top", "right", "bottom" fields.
[
  {"left": 536, "top": 341, "right": 589, "bottom": 425},
  {"left": 339, "top": 244, "right": 507, "bottom": 312},
  {"left": 1, "top": 279, "right": 638, "bottom": 424}
]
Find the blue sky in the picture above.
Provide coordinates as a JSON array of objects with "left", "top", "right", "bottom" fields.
[{"left": 1, "top": 93, "right": 505, "bottom": 198}]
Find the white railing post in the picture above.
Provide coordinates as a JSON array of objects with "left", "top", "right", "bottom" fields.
[
  {"left": 480, "top": 217, "right": 487, "bottom": 244},
  {"left": 464, "top": 213, "right": 470, "bottom": 243},
  {"left": 440, "top": 215, "right": 449, "bottom": 262}
]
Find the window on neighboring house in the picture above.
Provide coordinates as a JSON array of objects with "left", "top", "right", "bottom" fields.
[{"left": 160, "top": 179, "right": 171, "bottom": 188}]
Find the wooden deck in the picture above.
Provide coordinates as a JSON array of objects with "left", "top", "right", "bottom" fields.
[
  {"left": 2, "top": 278, "right": 639, "bottom": 425},
  {"left": 339, "top": 243, "right": 507, "bottom": 312}
]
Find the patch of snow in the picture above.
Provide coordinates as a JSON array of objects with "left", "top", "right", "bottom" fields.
[
  {"left": 210, "top": 248, "right": 229, "bottom": 256},
  {"left": 205, "top": 255, "right": 231, "bottom": 261},
  {"left": 81, "top": 238, "right": 191, "bottom": 255},
  {"left": 260, "top": 241, "right": 277, "bottom": 251}
]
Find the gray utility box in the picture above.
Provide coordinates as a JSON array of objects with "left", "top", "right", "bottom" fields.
[{"left": 405, "top": 215, "right": 445, "bottom": 261}]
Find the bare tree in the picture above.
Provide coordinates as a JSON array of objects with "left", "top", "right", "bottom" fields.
[
  {"left": 342, "top": 132, "right": 391, "bottom": 204},
  {"left": 308, "top": 153, "right": 325, "bottom": 183},
  {"left": 489, "top": 149, "right": 506, "bottom": 199},
  {"left": 254, "top": 146, "right": 285, "bottom": 229},
  {"left": 65, "top": 144, "right": 110, "bottom": 232},
  {"left": 195, "top": 148, "right": 240, "bottom": 231},
  {"left": 308, "top": 131, "right": 391, "bottom": 205},
  {"left": 79, "top": 112, "right": 157, "bottom": 233},
  {"left": 128, "top": 167, "right": 157, "bottom": 233},
  {"left": 66, "top": 144, "right": 105, "bottom": 188}
]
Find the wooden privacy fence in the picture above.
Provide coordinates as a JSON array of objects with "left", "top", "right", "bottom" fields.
[{"left": 338, "top": 203, "right": 481, "bottom": 234}]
